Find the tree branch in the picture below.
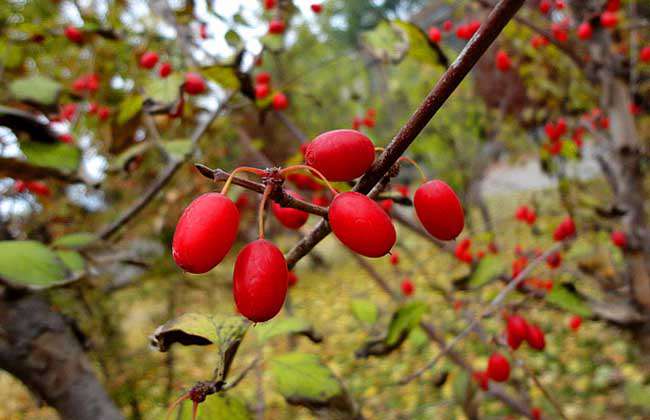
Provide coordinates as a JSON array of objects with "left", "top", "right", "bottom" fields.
[{"left": 284, "top": 0, "right": 526, "bottom": 269}]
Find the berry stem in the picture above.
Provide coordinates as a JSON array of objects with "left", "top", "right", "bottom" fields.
[
  {"left": 280, "top": 164, "right": 339, "bottom": 195},
  {"left": 220, "top": 166, "right": 266, "bottom": 195},
  {"left": 258, "top": 183, "right": 273, "bottom": 239},
  {"left": 398, "top": 156, "right": 427, "bottom": 183}
]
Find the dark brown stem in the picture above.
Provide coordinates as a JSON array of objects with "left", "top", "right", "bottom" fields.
[{"left": 201, "top": 166, "right": 329, "bottom": 218}]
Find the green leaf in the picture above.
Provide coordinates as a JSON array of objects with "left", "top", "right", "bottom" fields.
[
  {"left": 468, "top": 255, "right": 507, "bottom": 288},
  {"left": 625, "top": 382, "right": 650, "bottom": 410},
  {"left": 350, "top": 299, "right": 378, "bottom": 325},
  {"left": 162, "top": 139, "right": 193, "bottom": 160},
  {"left": 386, "top": 300, "right": 428, "bottom": 345},
  {"left": 255, "top": 317, "right": 322, "bottom": 343},
  {"left": 225, "top": 29, "right": 243, "bottom": 48},
  {"left": 20, "top": 142, "right": 81, "bottom": 173},
  {"left": 117, "top": 94, "right": 143, "bottom": 125},
  {"left": 151, "top": 313, "right": 249, "bottom": 382},
  {"left": 52, "top": 232, "right": 97, "bottom": 249},
  {"left": 0, "top": 41, "right": 24, "bottom": 69},
  {"left": 393, "top": 20, "right": 441, "bottom": 65},
  {"left": 260, "top": 34, "right": 284, "bottom": 53},
  {"left": 144, "top": 73, "right": 183, "bottom": 103},
  {"left": 360, "top": 20, "right": 408, "bottom": 63},
  {"left": 546, "top": 283, "right": 592, "bottom": 317},
  {"left": 56, "top": 250, "right": 85, "bottom": 273},
  {"left": 269, "top": 353, "right": 342, "bottom": 402},
  {"left": 0, "top": 241, "right": 69, "bottom": 289},
  {"left": 176, "top": 394, "right": 251, "bottom": 420},
  {"left": 202, "top": 65, "right": 240, "bottom": 90},
  {"left": 9, "top": 75, "right": 62, "bottom": 106}
]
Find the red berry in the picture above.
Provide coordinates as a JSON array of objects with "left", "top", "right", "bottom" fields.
[
  {"left": 468, "top": 20, "right": 481, "bottom": 35},
  {"left": 159, "top": 62, "right": 173, "bottom": 78},
  {"left": 199, "top": 23, "right": 208, "bottom": 39},
  {"left": 414, "top": 180, "right": 464, "bottom": 241},
  {"left": 427, "top": 27, "right": 441, "bottom": 43},
  {"left": 401, "top": 278, "right": 414, "bottom": 296},
  {"left": 58, "top": 133, "right": 74, "bottom": 144},
  {"left": 551, "top": 23, "right": 568, "bottom": 42},
  {"left": 97, "top": 106, "right": 111, "bottom": 121},
  {"left": 235, "top": 193, "right": 250, "bottom": 211},
  {"left": 139, "top": 51, "right": 159, "bottom": 69},
  {"left": 14, "top": 180, "right": 27, "bottom": 193},
  {"left": 473, "top": 370, "right": 489, "bottom": 391},
  {"left": 640, "top": 46, "right": 650, "bottom": 63},
  {"left": 532, "top": 407, "right": 542, "bottom": 420},
  {"left": 379, "top": 199, "right": 393, "bottom": 214},
  {"left": 553, "top": 216, "right": 576, "bottom": 241},
  {"left": 443, "top": 20, "right": 453, "bottom": 32},
  {"left": 546, "top": 252, "right": 562, "bottom": 269},
  {"left": 310, "top": 3, "right": 322, "bottom": 13},
  {"left": 269, "top": 20, "right": 286, "bottom": 34},
  {"left": 25, "top": 181, "right": 51, "bottom": 197},
  {"left": 539, "top": 0, "right": 550, "bottom": 14},
  {"left": 352, "top": 116, "right": 363, "bottom": 130},
  {"left": 456, "top": 24, "right": 470, "bottom": 40},
  {"left": 507, "top": 315, "right": 529, "bottom": 344},
  {"left": 233, "top": 239, "right": 288, "bottom": 322},
  {"left": 272, "top": 92, "right": 289, "bottom": 110},
  {"left": 488, "top": 242, "right": 499, "bottom": 254},
  {"left": 255, "top": 83, "right": 270, "bottom": 99},
  {"left": 487, "top": 352, "right": 510, "bottom": 382},
  {"left": 600, "top": 11, "right": 618, "bottom": 28},
  {"left": 329, "top": 192, "right": 397, "bottom": 257},
  {"left": 389, "top": 252, "right": 399, "bottom": 266},
  {"left": 555, "top": 0, "right": 565, "bottom": 9},
  {"left": 72, "top": 77, "right": 88, "bottom": 92},
  {"left": 286, "top": 173, "right": 322, "bottom": 191},
  {"left": 363, "top": 116, "right": 375, "bottom": 127},
  {"left": 311, "top": 194, "right": 330, "bottom": 207},
  {"left": 577, "top": 22, "right": 593, "bottom": 40},
  {"left": 264, "top": 0, "right": 276, "bottom": 10},
  {"left": 255, "top": 72, "right": 271, "bottom": 85},
  {"left": 526, "top": 324, "right": 546, "bottom": 350},
  {"left": 611, "top": 230, "right": 626, "bottom": 248},
  {"left": 64, "top": 26, "right": 83, "bottom": 44},
  {"left": 61, "top": 103, "right": 77, "bottom": 121},
  {"left": 304, "top": 129, "right": 375, "bottom": 181},
  {"left": 184, "top": 72, "right": 206, "bottom": 95},
  {"left": 288, "top": 271, "right": 298, "bottom": 287},
  {"left": 271, "top": 191, "right": 309, "bottom": 229},
  {"left": 495, "top": 50, "right": 511, "bottom": 72},
  {"left": 172, "top": 193, "right": 240, "bottom": 274},
  {"left": 568, "top": 315, "right": 582, "bottom": 331},
  {"left": 88, "top": 102, "right": 98, "bottom": 114}
]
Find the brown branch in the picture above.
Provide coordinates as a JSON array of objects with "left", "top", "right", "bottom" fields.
[
  {"left": 96, "top": 92, "right": 235, "bottom": 241},
  {"left": 195, "top": 165, "right": 329, "bottom": 218},
  {"left": 0, "top": 157, "right": 86, "bottom": 184},
  {"left": 284, "top": 0, "right": 526, "bottom": 269}
]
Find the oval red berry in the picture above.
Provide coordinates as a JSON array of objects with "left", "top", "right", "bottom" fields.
[
  {"left": 272, "top": 191, "right": 309, "bottom": 229},
  {"left": 233, "top": 239, "right": 288, "bottom": 322},
  {"left": 305, "top": 129, "right": 375, "bottom": 182},
  {"left": 329, "top": 192, "right": 396, "bottom": 257},
  {"left": 487, "top": 352, "right": 510, "bottom": 382},
  {"left": 172, "top": 193, "right": 240, "bottom": 274},
  {"left": 414, "top": 180, "right": 464, "bottom": 241}
]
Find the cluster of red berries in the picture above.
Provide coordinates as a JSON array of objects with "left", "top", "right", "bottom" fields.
[
  {"left": 454, "top": 238, "right": 497, "bottom": 264},
  {"left": 515, "top": 205, "right": 536, "bottom": 225},
  {"left": 71, "top": 73, "right": 100, "bottom": 94},
  {"left": 172, "top": 129, "right": 464, "bottom": 322},
  {"left": 254, "top": 72, "right": 289, "bottom": 110},
  {"left": 13, "top": 180, "right": 51, "bottom": 197},
  {"left": 352, "top": 108, "right": 376, "bottom": 130},
  {"left": 455, "top": 20, "right": 481, "bottom": 41},
  {"left": 553, "top": 216, "right": 576, "bottom": 241},
  {"left": 138, "top": 51, "right": 174, "bottom": 79}
]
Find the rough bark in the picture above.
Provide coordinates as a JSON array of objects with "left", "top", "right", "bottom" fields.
[{"left": 0, "top": 292, "right": 123, "bottom": 420}]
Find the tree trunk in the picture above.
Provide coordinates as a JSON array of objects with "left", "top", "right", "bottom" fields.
[{"left": 0, "top": 292, "right": 123, "bottom": 420}]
